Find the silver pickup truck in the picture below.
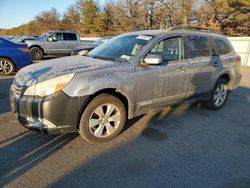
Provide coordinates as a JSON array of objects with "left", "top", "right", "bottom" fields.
[{"left": 25, "top": 31, "right": 87, "bottom": 60}]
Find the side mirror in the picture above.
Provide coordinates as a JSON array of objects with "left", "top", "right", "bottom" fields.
[
  {"left": 47, "top": 37, "right": 53, "bottom": 42},
  {"left": 144, "top": 54, "right": 162, "bottom": 65}
]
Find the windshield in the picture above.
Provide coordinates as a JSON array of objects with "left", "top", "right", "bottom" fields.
[
  {"left": 39, "top": 32, "right": 54, "bottom": 39},
  {"left": 92, "top": 39, "right": 105, "bottom": 46},
  {"left": 88, "top": 35, "right": 153, "bottom": 62}
]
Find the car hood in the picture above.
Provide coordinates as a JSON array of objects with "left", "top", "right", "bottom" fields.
[
  {"left": 25, "top": 38, "right": 43, "bottom": 45},
  {"left": 15, "top": 56, "right": 117, "bottom": 86},
  {"left": 25, "top": 37, "right": 40, "bottom": 41},
  {"left": 73, "top": 45, "right": 95, "bottom": 51}
]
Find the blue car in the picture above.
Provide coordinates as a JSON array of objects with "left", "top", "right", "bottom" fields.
[{"left": 0, "top": 37, "right": 32, "bottom": 75}]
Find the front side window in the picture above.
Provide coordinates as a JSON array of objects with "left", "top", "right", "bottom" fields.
[
  {"left": 186, "top": 36, "right": 211, "bottom": 59},
  {"left": 214, "top": 39, "right": 232, "bottom": 55},
  {"left": 148, "top": 37, "right": 184, "bottom": 62},
  {"left": 88, "top": 35, "right": 153, "bottom": 62},
  {"left": 50, "top": 33, "right": 63, "bottom": 41}
]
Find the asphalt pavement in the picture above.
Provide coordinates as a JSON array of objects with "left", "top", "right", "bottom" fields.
[{"left": 0, "top": 66, "right": 250, "bottom": 188}]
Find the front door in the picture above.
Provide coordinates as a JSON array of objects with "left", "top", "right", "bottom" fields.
[
  {"left": 135, "top": 36, "right": 189, "bottom": 111},
  {"left": 46, "top": 33, "right": 65, "bottom": 54}
]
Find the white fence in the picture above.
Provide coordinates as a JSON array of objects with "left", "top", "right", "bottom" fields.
[
  {"left": 228, "top": 37, "right": 250, "bottom": 66},
  {"left": 80, "top": 37, "right": 99, "bottom": 41}
]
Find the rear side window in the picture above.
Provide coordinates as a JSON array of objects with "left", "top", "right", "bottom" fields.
[
  {"left": 186, "top": 36, "right": 211, "bottom": 59},
  {"left": 63, "top": 33, "right": 77, "bottom": 41},
  {"left": 214, "top": 39, "right": 232, "bottom": 55}
]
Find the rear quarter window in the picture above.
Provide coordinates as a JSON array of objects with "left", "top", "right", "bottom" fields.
[
  {"left": 214, "top": 39, "right": 232, "bottom": 55},
  {"left": 186, "top": 36, "right": 211, "bottom": 59}
]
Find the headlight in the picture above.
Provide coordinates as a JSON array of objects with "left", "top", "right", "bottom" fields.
[
  {"left": 78, "top": 50, "right": 89, "bottom": 56},
  {"left": 24, "top": 73, "right": 75, "bottom": 97}
]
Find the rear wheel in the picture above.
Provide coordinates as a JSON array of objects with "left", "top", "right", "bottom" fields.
[
  {"left": 208, "top": 78, "right": 229, "bottom": 110},
  {"left": 79, "top": 94, "right": 126, "bottom": 143},
  {"left": 30, "top": 47, "right": 43, "bottom": 60},
  {"left": 0, "top": 58, "right": 15, "bottom": 75}
]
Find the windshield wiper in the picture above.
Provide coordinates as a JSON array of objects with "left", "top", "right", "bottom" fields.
[
  {"left": 92, "top": 56, "right": 116, "bottom": 62},
  {"left": 114, "top": 57, "right": 130, "bottom": 63},
  {"left": 91, "top": 55, "right": 131, "bottom": 63}
]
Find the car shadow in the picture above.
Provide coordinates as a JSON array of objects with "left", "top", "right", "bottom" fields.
[
  {"left": 0, "top": 131, "right": 77, "bottom": 187},
  {"left": 0, "top": 78, "right": 13, "bottom": 114}
]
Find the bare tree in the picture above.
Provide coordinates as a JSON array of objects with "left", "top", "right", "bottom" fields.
[
  {"left": 35, "top": 8, "right": 62, "bottom": 31},
  {"left": 62, "top": 5, "right": 81, "bottom": 32}
]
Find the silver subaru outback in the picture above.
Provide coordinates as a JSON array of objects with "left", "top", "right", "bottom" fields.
[{"left": 10, "top": 28, "right": 242, "bottom": 143}]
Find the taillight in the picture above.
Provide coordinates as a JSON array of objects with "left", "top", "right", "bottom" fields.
[
  {"left": 236, "top": 55, "right": 241, "bottom": 64},
  {"left": 18, "top": 47, "right": 29, "bottom": 53}
]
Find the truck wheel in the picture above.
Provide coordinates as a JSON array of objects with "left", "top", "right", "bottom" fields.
[
  {"left": 79, "top": 94, "right": 126, "bottom": 143},
  {"left": 30, "top": 47, "right": 43, "bottom": 60},
  {"left": 0, "top": 58, "right": 15, "bottom": 75},
  {"left": 207, "top": 78, "right": 229, "bottom": 110}
]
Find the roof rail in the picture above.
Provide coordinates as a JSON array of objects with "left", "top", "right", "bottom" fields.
[{"left": 169, "top": 25, "right": 223, "bottom": 34}]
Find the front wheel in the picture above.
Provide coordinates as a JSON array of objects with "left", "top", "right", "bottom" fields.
[
  {"left": 207, "top": 78, "right": 229, "bottom": 110},
  {"left": 78, "top": 94, "right": 127, "bottom": 143},
  {"left": 30, "top": 47, "right": 43, "bottom": 60}
]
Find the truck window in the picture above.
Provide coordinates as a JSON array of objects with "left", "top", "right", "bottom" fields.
[
  {"left": 50, "top": 33, "right": 63, "bottom": 41},
  {"left": 186, "top": 36, "right": 211, "bottom": 59},
  {"left": 214, "top": 39, "right": 232, "bottom": 55},
  {"left": 63, "top": 33, "right": 77, "bottom": 41}
]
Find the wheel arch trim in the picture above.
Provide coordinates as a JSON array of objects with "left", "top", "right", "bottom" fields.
[
  {"left": 29, "top": 45, "right": 45, "bottom": 53},
  {"left": 213, "top": 70, "right": 235, "bottom": 90},
  {"left": 76, "top": 88, "right": 133, "bottom": 130},
  {"left": 0, "top": 56, "right": 17, "bottom": 70}
]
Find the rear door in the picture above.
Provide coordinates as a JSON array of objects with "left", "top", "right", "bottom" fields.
[
  {"left": 63, "top": 33, "right": 78, "bottom": 53},
  {"left": 185, "top": 35, "right": 220, "bottom": 96}
]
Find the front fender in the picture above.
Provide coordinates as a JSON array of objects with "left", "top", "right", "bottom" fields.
[
  {"left": 63, "top": 75, "right": 134, "bottom": 103},
  {"left": 27, "top": 41, "right": 46, "bottom": 52}
]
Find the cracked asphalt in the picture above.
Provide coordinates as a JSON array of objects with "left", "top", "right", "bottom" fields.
[{"left": 0, "top": 66, "right": 250, "bottom": 188}]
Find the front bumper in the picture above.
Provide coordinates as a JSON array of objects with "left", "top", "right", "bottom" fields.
[
  {"left": 10, "top": 86, "right": 88, "bottom": 134},
  {"left": 70, "top": 50, "right": 78, "bottom": 56}
]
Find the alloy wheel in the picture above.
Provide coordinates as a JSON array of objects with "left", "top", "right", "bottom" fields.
[
  {"left": 213, "top": 84, "right": 227, "bottom": 107},
  {"left": 31, "top": 48, "right": 43, "bottom": 60},
  {"left": 88, "top": 103, "right": 121, "bottom": 138},
  {"left": 0, "top": 59, "right": 14, "bottom": 75}
]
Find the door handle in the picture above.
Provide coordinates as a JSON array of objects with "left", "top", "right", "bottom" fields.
[
  {"left": 176, "top": 67, "right": 187, "bottom": 72},
  {"left": 213, "top": 61, "right": 220, "bottom": 67}
]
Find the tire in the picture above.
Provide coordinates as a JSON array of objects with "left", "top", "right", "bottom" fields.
[
  {"left": 78, "top": 94, "right": 127, "bottom": 143},
  {"left": 207, "top": 78, "right": 229, "bottom": 110},
  {"left": 0, "top": 58, "right": 15, "bottom": 75},
  {"left": 30, "top": 47, "right": 43, "bottom": 60}
]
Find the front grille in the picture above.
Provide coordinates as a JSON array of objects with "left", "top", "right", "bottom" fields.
[{"left": 13, "top": 83, "right": 23, "bottom": 96}]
